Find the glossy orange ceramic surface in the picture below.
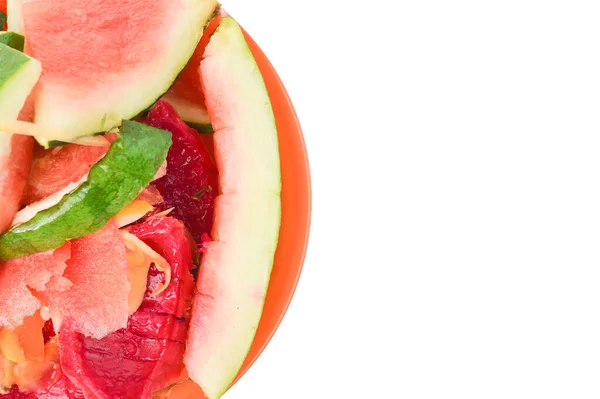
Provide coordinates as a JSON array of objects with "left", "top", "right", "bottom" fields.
[{"left": 168, "top": 25, "right": 311, "bottom": 399}]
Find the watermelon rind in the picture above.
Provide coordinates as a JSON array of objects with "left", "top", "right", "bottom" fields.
[
  {"left": 0, "top": 41, "right": 39, "bottom": 120},
  {"left": 13, "top": 0, "right": 218, "bottom": 146},
  {"left": 0, "top": 121, "right": 172, "bottom": 261},
  {"left": 0, "top": 41, "right": 40, "bottom": 159},
  {"left": 161, "top": 92, "right": 213, "bottom": 133},
  {"left": 0, "top": 31, "right": 24, "bottom": 51},
  {"left": 6, "top": 0, "right": 22, "bottom": 33},
  {"left": 183, "top": 16, "right": 282, "bottom": 399}
]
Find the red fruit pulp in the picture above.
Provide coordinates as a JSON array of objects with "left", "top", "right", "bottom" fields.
[
  {"left": 145, "top": 101, "right": 218, "bottom": 245},
  {"left": 1, "top": 374, "right": 82, "bottom": 399},
  {"left": 58, "top": 216, "right": 196, "bottom": 399}
]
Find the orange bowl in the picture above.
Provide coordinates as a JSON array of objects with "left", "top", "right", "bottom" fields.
[{"left": 168, "top": 23, "right": 312, "bottom": 398}]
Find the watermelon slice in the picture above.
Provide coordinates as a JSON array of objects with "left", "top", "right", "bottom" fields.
[
  {"left": 14, "top": 0, "right": 218, "bottom": 144},
  {"left": 184, "top": 17, "right": 282, "bottom": 399},
  {"left": 0, "top": 42, "right": 41, "bottom": 234},
  {"left": 58, "top": 216, "right": 195, "bottom": 399}
]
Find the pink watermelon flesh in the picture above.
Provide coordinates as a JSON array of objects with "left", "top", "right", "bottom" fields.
[
  {"left": 20, "top": 0, "right": 172, "bottom": 123},
  {"left": 22, "top": 0, "right": 167, "bottom": 85},
  {"left": 23, "top": 139, "right": 110, "bottom": 205},
  {"left": 0, "top": 243, "right": 70, "bottom": 329},
  {"left": 57, "top": 216, "right": 195, "bottom": 399},
  {"left": 0, "top": 135, "right": 34, "bottom": 233},
  {"left": 144, "top": 100, "right": 218, "bottom": 245},
  {"left": 48, "top": 221, "right": 129, "bottom": 339}
]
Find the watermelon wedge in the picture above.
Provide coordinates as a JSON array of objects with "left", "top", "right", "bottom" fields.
[
  {"left": 184, "top": 17, "right": 282, "bottom": 399},
  {"left": 14, "top": 0, "right": 218, "bottom": 144},
  {"left": 0, "top": 42, "right": 40, "bottom": 234}
]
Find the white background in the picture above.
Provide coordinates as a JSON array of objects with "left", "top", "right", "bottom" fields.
[{"left": 225, "top": 0, "right": 600, "bottom": 398}]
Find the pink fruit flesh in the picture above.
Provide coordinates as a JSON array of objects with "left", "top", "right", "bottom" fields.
[
  {"left": 0, "top": 135, "right": 34, "bottom": 233},
  {"left": 48, "top": 221, "right": 129, "bottom": 340},
  {"left": 145, "top": 100, "right": 218, "bottom": 245},
  {"left": 22, "top": 0, "right": 172, "bottom": 101},
  {"left": 23, "top": 139, "right": 110, "bottom": 205},
  {"left": 0, "top": 244, "right": 71, "bottom": 330}
]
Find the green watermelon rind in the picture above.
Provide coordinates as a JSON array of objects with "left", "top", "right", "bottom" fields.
[
  {"left": 161, "top": 92, "right": 213, "bottom": 133},
  {"left": 0, "top": 31, "right": 24, "bottom": 51},
  {"left": 0, "top": 121, "right": 172, "bottom": 261},
  {"left": 0, "top": 41, "right": 40, "bottom": 120}
]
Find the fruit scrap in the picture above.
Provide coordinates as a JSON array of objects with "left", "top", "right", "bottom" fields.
[
  {"left": 145, "top": 100, "right": 218, "bottom": 246},
  {"left": 0, "top": 244, "right": 71, "bottom": 330},
  {"left": 114, "top": 200, "right": 155, "bottom": 229},
  {"left": 121, "top": 230, "right": 172, "bottom": 314},
  {"left": 23, "top": 136, "right": 111, "bottom": 205},
  {"left": 58, "top": 216, "right": 196, "bottom": 399},
  {"left": 46, "top": 221, "right": 130, "bottom": 339},
  {"left": 0, "top": 121, "right": 172, "bottom": 261},
  {"left": 0, "top": 40, "right": 41, "bottom": 235},
  {"left": 0, "top": 337, "right": 60, "bottom": 394}
]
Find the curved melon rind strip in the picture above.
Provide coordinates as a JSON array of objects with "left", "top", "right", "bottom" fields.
[
  {"left": 184, "top": 16, "right": 281, "bottom": 399},
  {"left": 0, "top": 41, "right": 40, "bottom": 123},
  {"left": 0, "top": 121, "right": 172, "bottom": 261},
  {"left": 18, "top": 0, "right": 218, "bottom": 144},
  {"left": 161, "top": 92, "right": 213, "bottom": 133},
  {"left": 6, "top": 0, "right": 23, "bottom": 33},
  {"left": 0, "top": 41, "right": 41, "bottom": 234}
]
